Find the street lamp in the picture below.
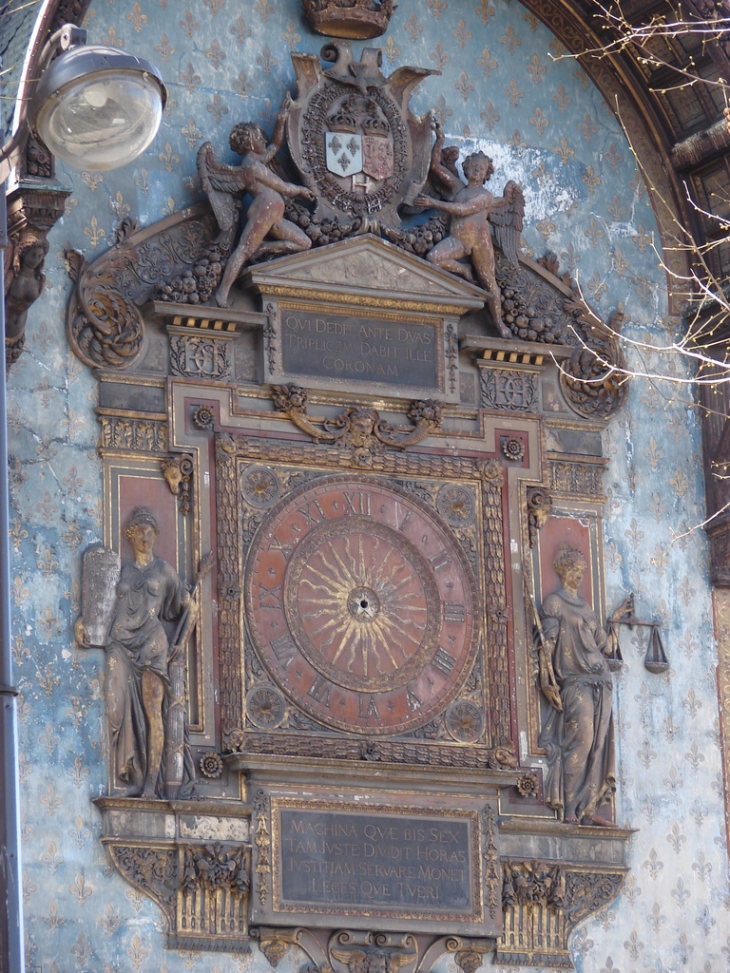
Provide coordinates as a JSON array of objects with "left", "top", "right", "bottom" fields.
[
  {"left": 0, "top": 23, "right": 167, "bottom": 973},
  {"left": 0, "top": 23, "right": 167, "bottom": 178}
]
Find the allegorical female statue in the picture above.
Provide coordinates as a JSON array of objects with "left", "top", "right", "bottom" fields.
[
  {"left": 536, "top": 546, "right": 631, "bottom": 826},
  {"left": 76, "top": 508, "right": 190, "bottom": 797}
]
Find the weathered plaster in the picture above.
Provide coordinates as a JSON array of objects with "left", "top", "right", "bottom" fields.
[{"left": 7, "top": 1, "right": 727, "bottom": 971}]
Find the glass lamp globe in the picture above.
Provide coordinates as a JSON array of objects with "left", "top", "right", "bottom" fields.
[{"left": 31, "top": 45, "right": 166, "bottom": 171}]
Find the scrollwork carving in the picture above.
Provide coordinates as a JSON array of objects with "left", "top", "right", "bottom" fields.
[
  {"left": 330, "top": 931, "right": 418, "bottom": 973},
  {"left": 526, "top": 487, "right": 551, "bottom": 548},
  {"left": 563, "top": 870, "right": 625, "bottom": 927},
  {"left": 271, "top": 383, "right": 442, "bottom": 456},
  {"left": 161, "top": 454, "right": 194, "bottom": 515},
  {"left": 65, "top": 207, "right": 219, "bottom": 369},
  {"left": 109, "top": 845, "right": 177, "bottom": 918},
  {"left": 559, "top": 309, "right": 628, "bottom": 419},
  {"left": 66, "top": 249, "right": 146, "bottom": 368}
]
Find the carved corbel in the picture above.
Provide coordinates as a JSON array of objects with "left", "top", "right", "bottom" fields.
[
  {"left": 160, "top": 454, "right": 194, "bottom": 515},
  {"left": 4, "top": 159, "right": 72, "bottom": 369},
  {"left": 526, "top": 487, "right": 551, "bottom": 548},
  {"left": 107, "top": 844, "right": 178, "bottom": 927},
  {"left": 410, "top": 935, "right": 496, "bottom": 973},
  {"left": 330, "top": 930, "right": 418, "bottom": 973}
]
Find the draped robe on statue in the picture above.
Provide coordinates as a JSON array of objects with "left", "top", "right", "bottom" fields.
[
  {"left": 106, "top": 557, "right": 189, "bottom": 790},
  {"left": 538, "top": 587, "right": 615, "bottom": 821}
]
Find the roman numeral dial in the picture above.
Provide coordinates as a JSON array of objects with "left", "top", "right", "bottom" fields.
[{"left": 246, "top": 475, "right": 478, "bottom": 734}]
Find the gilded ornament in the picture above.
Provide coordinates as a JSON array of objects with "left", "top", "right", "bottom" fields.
[
  {"left": 516, "top": 772, "right": 539, "bottom": 798},
  {"left": 526, "top": 487, "right": 551, "bottom": 548},
  {"left": 240, "top": 465, "right": 280, "bottom": 507},
  {"left": 192, "top": 404, "right": 215, "bottom": 429},
  {"left": 501, "top": 436, "right": 525, "bottom": 462},
  {"left": 436, "top": 484, "right": 475, "bottom": 525},
  {"left": 198, "top": 752, "right": 224, "bottom": 778},
  {"left": 246, "top": 686, "right": 286, "bottom": 728},
  {"left": 445, "top": 700, "right": 484, "bottom": 743},
  {"left": 271, "top": 383, "right": 442, "bottom": 454}
]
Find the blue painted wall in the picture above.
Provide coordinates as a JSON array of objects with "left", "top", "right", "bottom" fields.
[{"left": 7, "top": 1, "right": 727, "bottom": 970}]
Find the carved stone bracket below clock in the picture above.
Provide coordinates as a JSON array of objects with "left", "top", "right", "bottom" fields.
[
  {"left": 95, "top": 797, "right": 252, "bottom": 953},
  {"left": 254, "top": 926, "right": 497, "bottom": 973}
]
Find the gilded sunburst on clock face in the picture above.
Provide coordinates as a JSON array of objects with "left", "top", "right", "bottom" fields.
[{"left": 245, "top": 476, "right": 479, "bottom": 734}]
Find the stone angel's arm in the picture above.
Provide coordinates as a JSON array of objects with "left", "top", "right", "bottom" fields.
[
  {"left": 197, "top": 142, "right": 244, "bottom": 232},
  {"left": 488, "top": 180, "right": 524, "bottom": 267},
  {"left": 426, "top": 120, "right": 462, "bottom": 197},
  {"left": 261, "top": 92, "right": 292, "bottom": 165}
]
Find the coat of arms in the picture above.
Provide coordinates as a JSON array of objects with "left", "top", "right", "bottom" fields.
[{"left": 287, "top": 42, "right": 438, "bottom": 228}]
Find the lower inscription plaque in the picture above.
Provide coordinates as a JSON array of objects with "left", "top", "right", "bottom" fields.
[{"left": 267, "top": 799, "right": 486, "bottom": 931}]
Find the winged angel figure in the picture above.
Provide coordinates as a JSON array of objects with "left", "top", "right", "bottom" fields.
[
  {"left": 197, "top": 94, "right": 315, "bottom": 307},
  {"left": 330, "top": 947, "right": 416, "bottom": 973},
  {"left": 415, "top": 122, "right": 524, "bottom": 339}
]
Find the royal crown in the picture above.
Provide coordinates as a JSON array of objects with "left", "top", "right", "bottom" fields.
[{"left": 302, "top": 0, "right": 396, "bottom": 40}]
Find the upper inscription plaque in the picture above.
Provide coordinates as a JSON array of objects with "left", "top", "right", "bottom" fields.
[
  {"left": 280, "top": 305, "right": 440, "bottom": 390},
  {"left": 245, "top": 475, "right": 478, "bottom": 734}
]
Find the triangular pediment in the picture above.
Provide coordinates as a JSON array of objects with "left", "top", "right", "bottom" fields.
[{"left": 244, "top": 234, "right": 486, "bottom": 313}]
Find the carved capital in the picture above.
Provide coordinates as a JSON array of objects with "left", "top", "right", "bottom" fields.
[{"left": 498, "top": 860, "right": 626, "bottom": 968}]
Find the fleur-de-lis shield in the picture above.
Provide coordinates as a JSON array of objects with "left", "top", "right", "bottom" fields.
[{"left": 325, "top": 132, "right": 363, "bottom": 177}]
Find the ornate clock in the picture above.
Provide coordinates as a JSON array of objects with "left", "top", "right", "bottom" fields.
[{"left": 245, "top": 475, "right": 478, "bottom": 735}]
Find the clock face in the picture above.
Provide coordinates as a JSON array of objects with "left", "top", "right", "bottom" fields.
[{"left": 245, "top": 476, "right": 478, "bottom": 735}]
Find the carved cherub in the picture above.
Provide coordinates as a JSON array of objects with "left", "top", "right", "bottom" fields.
[
  {"left": 415, "top": 122, "right": 524, "bottom": 339},
  {"left": 197, "top": 93, "right": 316, "bottom": 308},
  {"left": 5, "top": 237, "right": 49, "bottom": 358},
  {"left": 330, "top": 948, "right": 415, "bottom": 973}
]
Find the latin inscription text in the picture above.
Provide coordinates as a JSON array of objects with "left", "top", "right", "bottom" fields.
[
  {"left": 281, "top": 312, "right": 439, "bottom": 389},
  {"left": 278, "top": 809, "right": 472, "bottom": 913}
]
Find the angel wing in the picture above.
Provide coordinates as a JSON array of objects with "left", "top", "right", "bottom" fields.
[
  {"left": 488, "top": 180, "right": 525, "bottom": 268},
  {"left": 196, "top": 141, "right": 245, "bottom": 233},
  {"left": 331, "top": 949, "right": 369, "bottom": 972},
  {"left": 386, "top": 952, "right": 418, "bottom": 973}
]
